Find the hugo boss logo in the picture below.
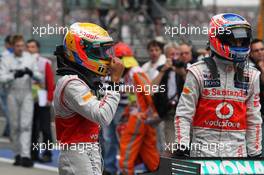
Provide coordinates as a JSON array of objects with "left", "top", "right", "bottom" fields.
[{"left": 204, "top": 80, "right": 221, "bottom": 88}]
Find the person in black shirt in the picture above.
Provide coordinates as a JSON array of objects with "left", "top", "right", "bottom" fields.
[
  {"left": 152, "top": 42, "right": 186, "bottom": 156},
  {"left": 249, "top": 39, "right": 264, "bottom": 156}
]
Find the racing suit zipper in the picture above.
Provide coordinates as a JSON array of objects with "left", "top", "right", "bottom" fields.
[{"left": 219, "top": 69, "right": 228, "bottom": 157}]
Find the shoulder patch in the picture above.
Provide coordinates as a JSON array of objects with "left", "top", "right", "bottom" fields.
[{"left": 187, "top": 60, "right": 206, "bottom": 71}]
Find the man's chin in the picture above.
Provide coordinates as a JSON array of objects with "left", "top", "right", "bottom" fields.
[{"left": 14, "top": 53, "right": 23, "bottom": 57}]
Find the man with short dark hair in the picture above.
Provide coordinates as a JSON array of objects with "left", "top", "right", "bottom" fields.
[
  {"left": 250, "top": 39, "right": 264, "bottom": 63},
  {"left": 142, "top": 40, "right": 166, "bottom": 152},
  {"left": 250, "top": 38, "right": 264, "bottom": 157},
  {"left": 142, "top": 40, "right": 166, "bottom": 80},
  {"left": 179, "top": 43, "right": 194, "bottom": 65},
  {"left": 26, "top": 39, "right": 55, "bottom": 162},
  {"left": 0, "top": 35, "right": 42, "bottom": 167},
  {"left": 250, "top": 39, "right": 264, "bottom": 107},
  {"left": 1, "top": 35, "right": 14, "bottom": 57}
]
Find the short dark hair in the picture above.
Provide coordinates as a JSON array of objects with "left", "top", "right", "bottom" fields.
[
  {"left": 27, "top": 39, "right": 40, "bottom": 49},
  {"left": 251, "top": 38, "right": 263, "bottom": 46},
  {"left": 4, "top": 35, "right": 13, "bottom": 44},
  {"left": 12, "top": 35, "right": 24, "bottom": 45},
  {"left": 147, "top": 40, "right": 164, "bottom": 51}
]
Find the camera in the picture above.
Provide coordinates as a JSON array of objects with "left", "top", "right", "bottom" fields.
[{"left": 172, "top": 59, "right": 186, "bottom": 68}]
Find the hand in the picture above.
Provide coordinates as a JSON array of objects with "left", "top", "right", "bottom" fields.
[
  {"left": 144, "top": 116, "right": 162, "bottom": 126},
  {"left": 174, "top": 67, "right": 187, "bottom": 77},
  {"left": 14, "top": 70, "right": 25, "bottom": 79},
  {"left": 161, "top": 59, "right": 172, "bottom": 72},
  {"left": 144, "top": 111, "right": 161, "bottom": 126},
  {"left": 110, "top": 57, "right": 124, "bottom": 83},
  {"left": 47, "top": 101, "right": 52, "bottom": 106},
  {"left": 24, "top": 67, "right": 33, "bottom": 77},
  {"left": 172, "top": 144, "right": 190, "bottom": 158}
]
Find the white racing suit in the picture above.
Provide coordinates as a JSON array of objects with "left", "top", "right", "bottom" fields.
[
  {"left": 54, "top": 75, "right": 120, "bottom": 175},
  {"left": 0, "top": 52, "right": 42, "bottom": 158},
  {"left": 175, "top": 57, "right": 262, "bottom": 157}
]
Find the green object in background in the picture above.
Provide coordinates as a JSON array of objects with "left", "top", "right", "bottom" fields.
[
  {"left": 32, "top": 84, "right": 41, "bottom": 101},
  {"left": 189, "top": 160, "right": 264, "bottom": 174},
  {"left": 128, "top": 93, "right": 136, "bottom": 104}
]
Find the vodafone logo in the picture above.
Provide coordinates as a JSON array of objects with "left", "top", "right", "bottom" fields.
[{"left": 215, "top": 102, "right": 234, "bottom": 119}]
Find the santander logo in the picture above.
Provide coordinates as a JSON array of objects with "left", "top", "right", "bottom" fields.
[{"left": 202, "top": 88, "right": 246, "bottom": 98}]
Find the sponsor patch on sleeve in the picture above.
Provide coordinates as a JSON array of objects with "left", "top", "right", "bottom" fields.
[
  {"left": 183, "top": 87, "right": 191, "bottom": 94},
  {"left": 82, "top": 92, "right": 93, "bottom": 102},
  {"left": 253, "top": 93, "right": 260, "bottom": 107}
]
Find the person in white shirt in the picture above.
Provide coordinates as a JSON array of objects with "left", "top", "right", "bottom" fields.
[
  {"left": 142, "top": 40, "right": 166, "bottom": 80},
  {"left": 141, "top": 40, "right": 166, "bottom": 152},
  {"left": 26, "top": 39, "right": 55, "bottom": 163},
  {"left": 0, "top": 35, "right": 42, "bottom": 167}
]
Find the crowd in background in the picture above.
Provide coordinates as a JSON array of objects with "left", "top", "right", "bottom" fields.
[
  {"left": 0, "top": 33, "right": 263, "bottom": 174},
  {"left": 0, "top": 35, "right": 54, "bottom": 167}
]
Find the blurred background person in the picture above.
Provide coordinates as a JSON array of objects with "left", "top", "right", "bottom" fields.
[
  {"left": 1, "top": 35, "right": 14, "bottom": 57},
  {"left": 250, "top": 39, "right": 264, "bottom": 70},
  {"left": 179, "top": 43, "right": 196, "bottom": 65},
  {"left": 249, "top": 38, "right": 264, "bottom": 156},
  {"left": 0, "top": 35, "right": 42, "bottom": 167},
  {"left": 152, "top": 42, "right": 186, "bottom": 156},
  {"left": 118, "top": 42, "right": 160, "bottom": 174},
  {"left": 142, "top": 40, "right": 166, "bottom": 80},
  {"left": 26, "top": 39, "right": 55, "bottom": 163},
  {"left": 141, "top": 40, "right": 166, "bottom": 152},
  {"left": 0, "top": 35, "right": 14, "bottom": 137}
]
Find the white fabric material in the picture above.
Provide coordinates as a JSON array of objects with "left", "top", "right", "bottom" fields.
[
  {"left": 141, "top": 54, "right": 166, "bottom": 80},
  {"left": 0, "top": 52, "right": 42, "bottom": 157},
  {"left": 167, "top": 71, "right": 177, "bottom": 99},
  {"left": 59, "top": 143, "right": 102, "bottom": 175},
  {"left": 33, "top": 53, "right": 52, "bottom": 88},
  {"left": 175, "top": 58, "right": 262, "bottom": 157},
  {"left": 54, "top": 75, "right": 120, "bottom": 175},
  {"left": 54, "top": 75, "right": 121, "bottom": 127},
  {"left": 1, "top": 49, "right": 12, "bottom": 58}
]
